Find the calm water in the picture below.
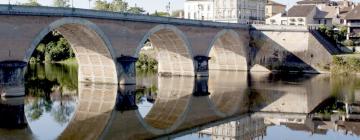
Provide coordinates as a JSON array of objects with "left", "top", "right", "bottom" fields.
[{"left": 1, "top": 64, "right": 360, "bottom": 140}]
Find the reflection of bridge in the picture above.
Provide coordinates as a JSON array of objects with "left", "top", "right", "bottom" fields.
[
  {"left": 0, "top": 5, "right": 335, "bottom": 90},
  {"left": 0, "top": 72, "right": 346, "bottom": 140}
]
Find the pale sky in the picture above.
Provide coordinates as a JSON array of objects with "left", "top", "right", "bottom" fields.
[{"left": 1, "top": 0, "right": 360, "bottom": 13}]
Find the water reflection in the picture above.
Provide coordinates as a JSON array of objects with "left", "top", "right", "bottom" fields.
[{"left": 2, "top": 64, "right": 360, "bottom": 140}]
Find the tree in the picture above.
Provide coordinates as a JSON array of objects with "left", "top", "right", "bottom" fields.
[
  {"left": 94, "top": 0, "right": 111, "bottom": 11},
  {"left": 110, "top": 0, "right": 128, "bottom": 12},
  {"left": 53, "top": 0, "right": 70, "bottom": 7},
  {"left": 94, "top": 0, "right": 128, "bottom": 12},
  {"left": 127, "top": 6, "right": 145, "bottom": 14},
  {"left": 151, "top": 11, "right": 170, "bottom": 17},
  {"left": 22, "top": 0, "right": 41, "bottom": 6}
]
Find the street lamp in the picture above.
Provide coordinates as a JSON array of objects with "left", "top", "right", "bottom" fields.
[
  {"left": 88, "top": 0, "right": 91, "bottom": 9},
  {"left": 166, "top": 1, "right": 170, "bottom": 17}
]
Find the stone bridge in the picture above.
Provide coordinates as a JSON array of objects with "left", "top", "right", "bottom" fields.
[{"left": 0, "top": 5, "right": 333, "bottom": 87}]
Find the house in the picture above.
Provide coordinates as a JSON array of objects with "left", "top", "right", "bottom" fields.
[
  {"left": 265, "top": 0, "right": 287, "bottom": 19},
  {"left": 184, "top": 0, "right": 214, "bottom": 21},
  {"left": 266, "top": 5, "right": 317, "bottom": 25},
  {"left": 344, "top": 5, "right": 360, "bottom": 39},
  {"left": 266, "top": 0, "right": 355, "bottom": 26},
  {"left": 184, "top": 0, "right": 266, "bottom": 24}
]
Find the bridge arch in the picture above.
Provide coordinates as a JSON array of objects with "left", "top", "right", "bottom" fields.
[
  {"left": 26, "top": 17, "right": 118, "bottom": 84},
  {"left": 135, "top": 25, "right": 195, "bottom": 76},
  {"left": 207, "top": 29, "right": 248, "bottom": 71}
]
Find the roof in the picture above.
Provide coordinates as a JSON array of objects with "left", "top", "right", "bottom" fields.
[
  {"left": 345, "top": 5, "right": 360, "bottom": 20},
  {"left": 314, "top": 6, "right": 338, "bottom": 19},
  {"left": 287, "top": 5, "right": 316, "bottom": 17},
  {"left": 267, "top": 0, "right": 286, "bottom": 6},
  {"left": 297, "top": 0, "right": 330, "bottom": 5}
]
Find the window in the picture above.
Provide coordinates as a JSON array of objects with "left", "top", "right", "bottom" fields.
[
  {"left": 298, "top": 18, "right": 304, "bottom": 22},
  {"left": 290, "top": 18, "right": 296, "bottom": 22}
]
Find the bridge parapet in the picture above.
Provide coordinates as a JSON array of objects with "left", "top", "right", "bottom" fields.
[
  {"left": 0, "top": 5, "right": 249, "bottom": 29},
  {"left": 251, "top": 24, "right": 308, "bottom": 32}
]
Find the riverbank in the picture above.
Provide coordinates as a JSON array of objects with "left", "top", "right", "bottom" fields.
[{"left": 331, "top": 54, "right": 360, "bottom": 74}]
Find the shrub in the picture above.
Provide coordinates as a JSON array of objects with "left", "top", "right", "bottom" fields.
[{"left": 343, "top": 39, "right": 354, "bottom": 46}]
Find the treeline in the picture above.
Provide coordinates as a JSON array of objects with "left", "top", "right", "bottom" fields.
[
  {"left": 20, "top": 0, "right": 183, "bottom": 17},
  {"left": 30, "top": 32, "right": 75, "bottom": 63}
]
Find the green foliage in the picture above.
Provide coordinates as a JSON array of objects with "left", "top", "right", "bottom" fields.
[
  {"left": 127, "top": 6, "right": 145, "bottom": 14},
  {"left": 30, "top": 32, "right": 75, "bottom": 63},
  {"left": 151, "top": 11, "right": 170, "bottom": 17},
  {"left": 318, "top": 24, "right": 348, "bottom": 47},
  {"left": 332, "top": 56, "right": 360, "bottom": 73},
  {"left": 22, "top": 0, "right": 41, "bottom": 6},
  {"left": 343, "top": 39, "right": 354, "bottom": 46},
  {"left": 136, "top": 53, "right": 158, "bottom": 72},
  {"left": 53, "top": 0, "right": 70, "bottom": 7},
  {"left": 94, "top": 0, "right": 128, "bottom": 12}
]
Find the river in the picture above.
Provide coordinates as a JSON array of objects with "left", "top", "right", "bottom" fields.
[{"left": 1, "top": 63, "right": 360, "bottom": 140}]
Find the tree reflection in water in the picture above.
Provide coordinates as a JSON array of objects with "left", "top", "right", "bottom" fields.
[{"left": 24, "top": 63, "right": 78, "bottom": 125}]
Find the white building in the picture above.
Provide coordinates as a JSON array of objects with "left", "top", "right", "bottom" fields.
[
  {"left": 213, "top": 0, "right": 266, "bottom": 24},
  {"left": 184, "top": 0, "right": 266, "bottom": 24},
  {"left": 184, "top": 0, "right": 214, "bottom": 21}
]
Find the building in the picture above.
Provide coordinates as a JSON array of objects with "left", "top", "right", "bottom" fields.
[
  {"left": 265, "top": 0, "right": 286, "bottom": 19},
  {"left": 266, "top": 5, "right": 317, "bottom": 25},
  {"left": 199, "top": 117, "right": 267, "bottom": 140},
  {"left": 213, "top": 0, "right": 266, "bottom": 24},
  {"left": 344, "top": 5, "right": 360, "bottom": 39},
  {"left": 266, "top": 0, "right": 356, "bottom": 26},
  {"left": 184, "top": 0, "right": 214, "bottom": 20},
  {"left": 184, "top": 0, "right": 266, "bottom": 24}
]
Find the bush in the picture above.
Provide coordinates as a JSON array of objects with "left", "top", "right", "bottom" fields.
[
  {"left": 343, "top": 39, "right": 354, "bottom": 46},
  {"left": 136, "top": 53, "right": 158, "bottom": 71}
]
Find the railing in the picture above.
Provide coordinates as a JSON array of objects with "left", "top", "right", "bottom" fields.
[{"left": 0, "top": 4, "right": 250, "bottom": 29}]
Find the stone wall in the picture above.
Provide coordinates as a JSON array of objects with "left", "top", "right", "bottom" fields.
[{"left": 250, "top": 25, "right": 333, "bottom": 73}]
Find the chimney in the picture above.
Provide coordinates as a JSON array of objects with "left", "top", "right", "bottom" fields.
[
  {"left": 352, "top": 4, "right": 355, "bottom": 9},
  {"left": 336, "top": 6, "right": 340, "bottom": 15}
]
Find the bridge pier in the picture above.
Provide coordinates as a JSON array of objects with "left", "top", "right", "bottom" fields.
[
  {"left": 0, "top": 61, "right": 26, "bottom": 98},
  {"left": 193, "top": 77, "right": 210, "bottom": 96},
  {"left": 194, "top": 56, "right": 210, "bottom": 77},
  {"left": 115, "top": 85, "right": 138, "bottom": 111},
  {"left": 117, "top": 56, "right": 138, "bottom": 85}
]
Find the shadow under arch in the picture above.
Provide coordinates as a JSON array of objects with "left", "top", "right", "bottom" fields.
[
  {"left": 207, "top": 29, "right": 249, "bottom": 71},
  {"left": 135, "top": 25, "right": 195, "bottom": 76},
  {"left": 25, "top": 17, "right": 118, "bottom": 84}
]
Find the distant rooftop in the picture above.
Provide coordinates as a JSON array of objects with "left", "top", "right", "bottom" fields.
[
  {"left": 345, "top": 5, "right": 360, "bottom": 20},
  {"left": 287, "top": 5, "right": 316, "bottom": 17},
  {"left": 267, "top": 0, "right": 286, "bottom": 6},
  {"left": 297, "top": 0, "right": 330, "bottom": 5}
]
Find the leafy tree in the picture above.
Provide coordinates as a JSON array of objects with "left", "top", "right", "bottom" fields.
[
  {"left": 127, "top": 6, "right": 145, "bottom": 14},
  {"left": 94, "top": 0, "right": 128, "bottom": 12},
  {"left": 151, "top": 11, "right": 170, "bottom": 17},
  {"left": 53, "top": 0, "right": 70, "bottom": 7},
  {"left": 110, "top": 0, "right": 128, "bottom": 12},
  {"left": 94, "top": 0, "right": 111, "bottom": 11},
  {"left": 22, "top": 0, "right": 41, "bottom": 6}
]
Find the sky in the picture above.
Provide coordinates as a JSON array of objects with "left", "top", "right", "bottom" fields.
[{"left": 1, "top": 0, "right": 360, "bottom": 13}]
